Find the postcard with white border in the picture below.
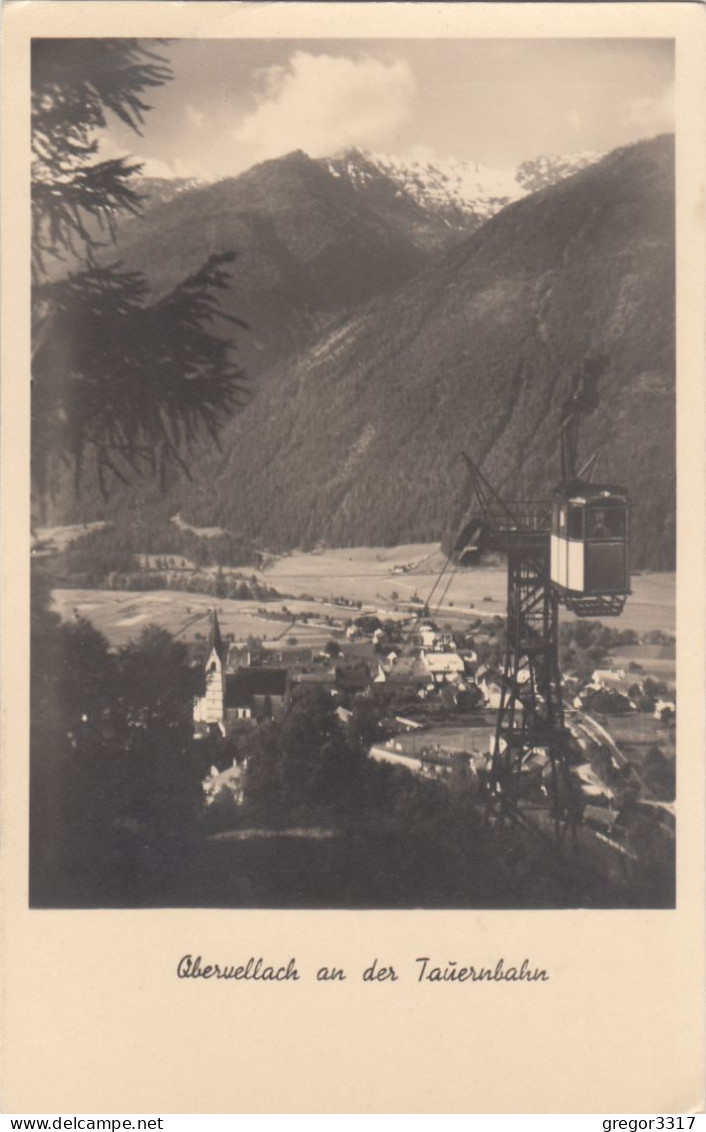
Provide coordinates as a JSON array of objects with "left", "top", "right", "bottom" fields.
[{"left": 1, "top": 0, "right": 704, "bottom": 1115}]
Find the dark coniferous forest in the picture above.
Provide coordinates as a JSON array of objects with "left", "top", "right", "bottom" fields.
[{"left": 41, "top": 135, "right": 675, "bottom": 572}]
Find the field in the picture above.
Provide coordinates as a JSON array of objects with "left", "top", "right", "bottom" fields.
[
  {"left": 49, "top": 588, "right": 369, "bottom": 651},
  {"left": 49, "top": 542, "right": 675, "bottom": 649},
  {"left": 259, "top": 545, "right": 675, "bottom": 634},
  {"left": 390, "top": 720, "right": 497, "bottom": 759},
  {"left": 601, "top": 713, "right": 676, "bottom": 763},
  {"left": 608, "top": 644, "right": 676, "bottom": 687}
]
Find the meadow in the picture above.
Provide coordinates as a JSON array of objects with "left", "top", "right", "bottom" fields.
[
  {"left": 260, "top": 545, "right": 675, "bottom": 634},
  {"left": 49, "top": 542, "right": 675, "bottom": 648}
]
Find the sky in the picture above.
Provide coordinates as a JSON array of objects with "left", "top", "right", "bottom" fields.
[{"left": 99, "top": 38, "right": 675, "bottom": 181}]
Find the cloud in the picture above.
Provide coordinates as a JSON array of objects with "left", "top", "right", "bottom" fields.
[
  {"left": 626, "top": 84, "right": 674, "bottom": 133},
  {"left": 232, "top": 51, "right": 415, "bottom": 167},
  {"left": 408, "top": 143, "right": 437, "bottom": 164},
  {"left": 139, "top": 155, "right": 204, "bottom": 180},
  {"left": 97, "top": 132, "right": 206, "bottom": 181},
  {"left": 186, "top": 104, "right": 205, "bottom": 129}
]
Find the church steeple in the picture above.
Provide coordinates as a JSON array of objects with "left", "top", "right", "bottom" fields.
[
  {"left": 195, "top": 609, "right": 226, "bottom": 727},
  {"left": 207, "top": 609, "right": 226, "bottom": 666}
]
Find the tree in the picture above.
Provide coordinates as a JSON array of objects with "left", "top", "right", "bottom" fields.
[
  {"left": 30, "top": 610, "right": 207, "bottom": 905},
  {"left": 31, "top": 39, "right": 246, "bottom": 502},
  {"left": 243, "top": 686, "right": 367, "bottom": 823},
  {"left": 30, "top": 590, "right": 116, "bottom": 905},
  {"left": 345, "top": 698, "right": 381, "bottom": 753},
  {"left": 31, "top": 39, "right": 166, "bottom": 276},
  {"left": 116, "top": 624, "right": 202, "bottom": 738}
]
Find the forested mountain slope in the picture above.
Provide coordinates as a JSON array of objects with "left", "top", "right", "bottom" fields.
[
  {"left": 181, "top": 136, "right": 675, "bottom": 568},
  {"left": 92, "top": 150, "right": 459, "bottom": 375},
  {"left": 47, "top": 137, "right": 675, "bottom": 570}
]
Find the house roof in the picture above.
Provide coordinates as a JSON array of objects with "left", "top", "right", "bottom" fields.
[
  {"left": 288, "top": 647, "right": 317, "bottom": 662},
  {"left": 386, "top": 657, "right": 430, "bottom": 685},
  {"left": 225, "top": 645, "right": 252, "bottom": 669},
  {"left": 592, "top": 668, "right": 626, "bottom": 681},
  {"left": 422, "top": 651, "right": 465, "bottom": 673},
  {"left": 289, "top": 669, "right": 337, "bottom": 685},
  {"left": 224, "top": 668, "right": 288, "bottom": 708},
  {"left": 335, "top": 667, "right": 370, "bottom": 691}
]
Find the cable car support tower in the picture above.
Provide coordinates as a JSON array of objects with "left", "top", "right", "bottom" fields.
[{"left": 452, "top": 360, "right": 630, "bottom": 847}]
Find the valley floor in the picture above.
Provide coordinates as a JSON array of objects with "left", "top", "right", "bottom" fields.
[
  {"left": 260, "top": 545, "right": 675, "bottom": 634},
  {"left": 48, "top": 542, "right": 675, "bottom": 648}
]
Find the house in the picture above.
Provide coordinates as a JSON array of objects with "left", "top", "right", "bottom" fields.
[
  {"left": 334, "top": 659, "right": 371, "bottom": 694},
  {"left": 478, "top": 680, "right": 504, "bottom": 710},
  {"left": 394, "top": 715, "right": 425, "bottom": 730},
  {"left": 455, "top": 683, "right": 486, "bottom": 712},
  {"left": 224, "top": 667, "right": 288, "bottom": 722},
  {"left": 273, "top": 645, "right": 315, "bottom": 666},
  {"left": 654, "top": 698, "right": 676, "bottom": 722},
  {"left": 385, "top": 655, "right": 434, "bottom": 694},
  {"left": 578, "top": 686, "right": 633, "bottom": 715},
  {"left": 590, "top": 667, "right": 627, "bottom": 690},
  {"left": 562, "top": 674, "right": 582, "bottom": 695},
  {"left": 289, "top": 668, "right": 337, "bottom": 691},
  {"left": 369, "top": 743, "right": 424, "bottom": 773},
  {"left": 417, "top": 622, "right": 439, "bottom": 648},
  {"left": 203, "top": 760, "right": 246, "bottom": 808},
  {"left": 458, "top": 648, "right": 478, "bottom": 673},
  {"left": 420, "top": 650, "right": 465, "bottom": 683}
]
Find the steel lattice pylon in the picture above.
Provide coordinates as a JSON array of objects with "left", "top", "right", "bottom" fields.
[
  {"left": 487, "top": 537, "right": 580, "bottom": 846},
  {"left": 451, "top": 362, "right": 628, "bottom": 845},
  {"left": 452, "top": 465, "right": 581, "bottom": 845}
]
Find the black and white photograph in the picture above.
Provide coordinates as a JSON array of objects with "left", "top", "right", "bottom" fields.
[{"left": 29, "top": 34, "right": 677, "bottom": 911}]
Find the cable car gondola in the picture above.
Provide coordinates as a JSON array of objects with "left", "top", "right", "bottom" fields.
[{"left": 550, "top": 480, "right": 630, "bottom": 617}]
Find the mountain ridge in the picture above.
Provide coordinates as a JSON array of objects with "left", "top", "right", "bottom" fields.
[
  {"left": 44, "top": 136, "right": 675, "bottom": 571},
  {"left": 94, "top": 149, "right": 455, "bottom": 375},
  {"left": 322, "top": 147, "right": 603, "bottom": 233},
  {"left": 182, "top": 136, "right": 675, "bottom": 569}
]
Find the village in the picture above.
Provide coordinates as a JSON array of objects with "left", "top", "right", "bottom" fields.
[
  {"left": 191, "top": 598, "right": 676, "bottom": 858},
  {"left": 37, "top": 516, "right": 677, "bottom": 858}
]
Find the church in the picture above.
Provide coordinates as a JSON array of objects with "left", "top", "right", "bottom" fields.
[{"left": 193, "top": 611, "right": 288, "bottom": 736}]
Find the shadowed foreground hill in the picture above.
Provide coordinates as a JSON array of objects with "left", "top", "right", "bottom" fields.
[{"left": 183, "top": 136, "right": 675, "bottom": 569}]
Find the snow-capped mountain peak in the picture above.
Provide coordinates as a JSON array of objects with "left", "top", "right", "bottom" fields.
[
  {"left": 325, "top": 148, "right": 525, "bottom": 223},
  {"left": 322, "top": 147, "right": 604, "bottom": 229},
  {"left": 516, "top": 151, "right": 604, "bottom": 193}
]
